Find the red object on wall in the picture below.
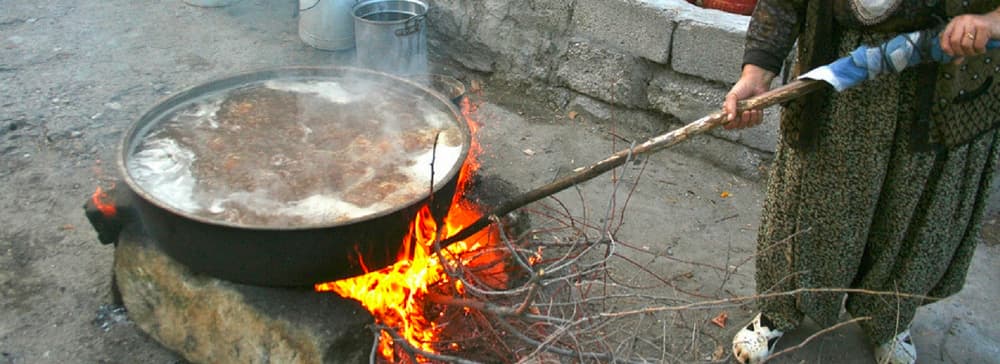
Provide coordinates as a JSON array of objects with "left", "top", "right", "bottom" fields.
[{"left": 702, "top": 0, "right": 757, "bottom": 16}]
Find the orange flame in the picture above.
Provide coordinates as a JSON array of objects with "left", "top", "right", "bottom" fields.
[
  {"left": 316, "top": 97, "right": 501, "bottom": 361},
  {"left": 92, "top": 186, "right": 118, "bottom": 217}
]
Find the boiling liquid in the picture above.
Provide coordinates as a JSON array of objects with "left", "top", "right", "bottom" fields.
[{"left": 127, "top": 77, "right": 464, "bottom": 227}]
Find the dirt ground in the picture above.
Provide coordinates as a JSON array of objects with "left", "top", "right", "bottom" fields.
[{"left": 1, "top": 1, "right": 998, "bottom": 363}]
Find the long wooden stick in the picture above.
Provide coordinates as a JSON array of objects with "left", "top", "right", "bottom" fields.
[{"left": 441, "top": 79, "right": 828, "bottom": 246}]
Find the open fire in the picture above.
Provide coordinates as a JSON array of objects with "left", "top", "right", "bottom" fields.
[{"left": 315, "top": 97, "right": 508, "bottom": 361}]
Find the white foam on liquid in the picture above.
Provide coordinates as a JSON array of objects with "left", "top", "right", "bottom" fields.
[
  {"left": 128, "top": 137, "right": 201, "bottom": 213},
  {"left": 263, "top": 80, "right": 363, "bottom": 104}
]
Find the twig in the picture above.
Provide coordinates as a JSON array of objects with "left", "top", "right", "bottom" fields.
[
  {"left": 714, "top": 214, "right": 739, "bottom": 223},
  {"left": 514, "top": 273, "right": 542, "bottom": 316},
  {"left": 608, "top": 252, "right": 715, "bottom": 299},
  {"left": 427, "top": 293, "right": 537, "bottom": 319},
  {"left": 369, "top": 328, "right": 380, "bottom": 364},
  {"left": 492, "top": 215, "right": 534, "bottom": 273},
  {"left": 493, "top": 318, "right": 642, "bottom": 364},
  {"left": 615, "top": 238, "right": 731, "bottom": 273},
  {"left": 661, "top": 316, "right": 669, "bottom": 362},
  {"left": 613, "top": 156, "right": 648, "bottom": 236},
  {"left": 735, "top": 228, "right": 810, "bottom": 270},
  {"left": 598, "top": 287, "right": 937, "bottom": 319},
  {"left": 378, "top": 324, "right": 483, "bottom": 364},
  {"left": 761, "top": 316, "right": 872, "bottom": 364}
]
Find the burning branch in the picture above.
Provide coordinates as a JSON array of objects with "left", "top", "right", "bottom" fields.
[{"left": 374, "top": 323, "right": 481, "bottom": 364}]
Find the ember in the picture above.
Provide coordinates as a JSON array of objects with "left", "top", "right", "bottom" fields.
[
  {"left": 91, "top": 186, "right": 118, "bottom": 217},
  {"left": 315, "top": 97, "right": 505, "bottom": 361}
]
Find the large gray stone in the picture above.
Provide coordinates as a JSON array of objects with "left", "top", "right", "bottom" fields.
[
  {"left": 431, "top": 0, "right": 574, "bottom": 76},
  {"left": 114, "top": 231, "right": 373, "bottom": 364},
  {"left": 566, "top": 94, "right": 672, "bottom": 134},
  {"left": 555, "top": 40, "right": 653, "bottom": 108},
  {"left": 671, "top": 19, "right": 748, "bottom": 84},
  {"left": 648, "top": 69, "right": 729, "bottom": 123},
  {"left": 572, "top": 0, "right": 677, "bottom": 64}
]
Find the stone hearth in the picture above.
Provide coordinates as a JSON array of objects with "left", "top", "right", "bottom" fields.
[{"left": 113, "top": 230, "right": 373, "bottom": 364}]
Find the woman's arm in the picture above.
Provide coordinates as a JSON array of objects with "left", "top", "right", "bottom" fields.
[
  {"left": 724, "top": 0, "right": 806, "bottom": 129},
  {"left": 743, "top": 0, "right": 806, "bottom": 75}
]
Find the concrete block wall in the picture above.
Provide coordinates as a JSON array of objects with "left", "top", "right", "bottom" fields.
[{"left": 428, "top": 0, "right": 780, "bottom": 154}]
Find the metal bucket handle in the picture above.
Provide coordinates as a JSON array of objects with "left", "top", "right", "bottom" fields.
[
  {"left": 300, "top": 0, "right": 361, "bottom": 12},
  {"left": 395, "top": 13, "right": 425, "bottom": 36},
  {"left": 299, "top": 0, "right": 321, "bottom": 11}
]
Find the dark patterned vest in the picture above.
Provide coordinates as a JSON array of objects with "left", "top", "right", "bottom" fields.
[
  {"left": 926, "top": 1, "right": 1000, "bottom": 148},
  {"left": 787, "top": 0, "right": 1000, "bottom": 150}
]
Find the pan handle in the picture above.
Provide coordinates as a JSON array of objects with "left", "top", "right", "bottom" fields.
[
  {"left": 395, "top": 14, "right": 425, "bottom": 36},
  {"left": 83, "top": 183, "right": 135, "bottom": 245}
]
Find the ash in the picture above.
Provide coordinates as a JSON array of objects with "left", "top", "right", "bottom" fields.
[{"left": 93, "top": 304, "right": 129, "bottom": 332}]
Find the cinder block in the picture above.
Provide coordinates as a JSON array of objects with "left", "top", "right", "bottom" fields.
[
  {"left": 648, "top": 70, "right": 729, "bottom": 122},
  {"left": 567, "top": 94, "right": 670, "bottom": 133},
  {"left": 648, "top": 69, "right": 780, "bottom": 152},
  {"left": 556, "top": 40, "right": 653, "bottom": 108},
  {"left": 572, "top": 0, "right": 677, "bottom": 64},
  {"left": 671, "top": 19, "right": 748, "bottom": 84}
]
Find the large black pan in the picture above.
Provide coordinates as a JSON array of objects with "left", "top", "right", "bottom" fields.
[{"left": 87, "top": 66, "right": 470, "bottom": 287}]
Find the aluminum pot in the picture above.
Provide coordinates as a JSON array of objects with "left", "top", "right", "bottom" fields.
[
  {"left": 352, "top": 0, "right": 428, "bottom": 75},
  {"left": 298, "top": 0, "right": 357, "bottom": 50},
  {"left": 89, "top": 66, "right": 470, "bottom": 287}
]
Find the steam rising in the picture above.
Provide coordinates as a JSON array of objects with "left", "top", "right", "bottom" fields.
[{"left": 127, "top": 74, "right": 466, "bottom": 228}]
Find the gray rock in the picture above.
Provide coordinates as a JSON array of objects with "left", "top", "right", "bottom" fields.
[
  {"left": 556, "top": 40, "right": 653, "bottom": 108},
  {"left": 648, "top": 70, "right": 729, "bottom": 123},
  {"left": 572, "top": 0, "right": 678, "bottom": 64},
  {"left": 114, "top": 232, "right": 373, "bottom": 364},
  {"left": 671, "top": 19, "right": 747, "bottom": 84},
  {"left": 567, "top": 94, "right": 672, "bottom": 134}
]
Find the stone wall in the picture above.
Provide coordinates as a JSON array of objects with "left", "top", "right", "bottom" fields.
[{"left": 427, "top": 0, "right": 780, "bottom": 154}]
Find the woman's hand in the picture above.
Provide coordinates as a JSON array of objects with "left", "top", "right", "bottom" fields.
[
  {"left": 723, "top": 64, "right": 776, "bottom": 130},
  {"left": 940, "top": 7, "right": 1000, "bottom": 63}
]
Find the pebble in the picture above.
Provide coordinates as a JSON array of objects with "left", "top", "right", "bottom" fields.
[
  {"left": 105, "top": 102, "right": 122, "bottom": 110},
  {"left": 27, "top": 18, "right": 37, "bottom": 23}
]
